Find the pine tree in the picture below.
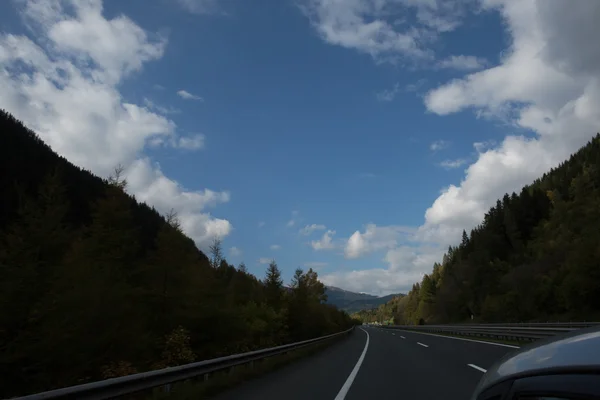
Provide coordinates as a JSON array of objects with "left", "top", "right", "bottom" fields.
[
  {"left": 264, "top": 260, "right": 284, "bottom": 311},
  {"left": 238, "top": 262, "right": 248, "bottom": 273}
]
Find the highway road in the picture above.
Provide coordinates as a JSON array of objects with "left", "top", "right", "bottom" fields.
[{"left": 212, "top": 326, "right": 521, "bottom": 400}]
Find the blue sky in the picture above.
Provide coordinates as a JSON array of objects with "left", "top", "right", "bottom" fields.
[{"left": 2, "top": 0, "right": 599, "bottom": 295}]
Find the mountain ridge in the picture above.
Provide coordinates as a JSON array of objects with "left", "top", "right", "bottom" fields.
[{"left": 324, "top": 285, "right": 405, "bottom": 313}]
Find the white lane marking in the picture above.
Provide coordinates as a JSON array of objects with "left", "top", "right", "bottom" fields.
[
  {"left": 400, "top": 336, "right": 405, "bottom": 339},
  {"left": 417, "top": 342, "right": 429, "bottom": 348},
  {"left": 334, "top": 328, "right": 370, "bottom": 400},
  {"left": 391, "top": 329, "right": 520, "bottom": 349},
  {"left": 468, "top": 364, "right": 487, "bottom": 373},
  {"left": 392, "top": 333, "right": 395, "bottom": 336}
]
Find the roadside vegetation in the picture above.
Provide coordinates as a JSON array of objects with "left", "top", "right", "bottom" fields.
[
  {"left": 0, "top": 110, "right": 354, "bottom": 398},
  {"left": 353, "top": 134, "right": 600, "bottom": 326}
]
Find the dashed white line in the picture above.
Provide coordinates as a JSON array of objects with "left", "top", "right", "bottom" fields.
[
  {"left": 417, "top": 342, "right": 429, "bottom": 348},
  {"left": 468, "top": 364, "right": 487, "bottom": 373},
  {"left": 334, "top": 328, "right": 370, "bottom": 400},
  {"left": 391, "top": 329, "right": 520, "bottom": 349},
  {"left": 392, "top": 333, "right": 395, "bottom": 336},
  {"left": 400, "top": 336, "right": 405, "bottom": 339}
]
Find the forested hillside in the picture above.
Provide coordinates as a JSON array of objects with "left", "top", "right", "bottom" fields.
[
  {"left": 325, "top": 286, "right": 403, "bottom": 313},
  {"left": 356, "top": 134, "right": 600, "bottom": 326},
  {"left": 351, "top": 295, "right": 406, "bottom": 324},
  {"left": 0, "top": 110, "right": 354, "bottom": 398}
]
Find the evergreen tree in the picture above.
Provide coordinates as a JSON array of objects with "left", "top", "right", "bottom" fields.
[{"left": 264, "top": 260, "right": 284, "bottom": 311}]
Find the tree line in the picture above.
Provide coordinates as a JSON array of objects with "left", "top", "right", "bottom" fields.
[
  {"left": 354, "top": 134, "right": 600, "bottom": 326},
  {"left": 0, "top": 110, "right": 354, "bottom": 398}
]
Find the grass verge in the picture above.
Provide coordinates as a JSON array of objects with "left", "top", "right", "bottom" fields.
[{"left": 146, "top": 333, "right": 350, "bottom": 400}]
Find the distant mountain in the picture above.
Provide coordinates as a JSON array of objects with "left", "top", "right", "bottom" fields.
[{"left": 325, "top": 286, "right": 404, "bottom": 313}]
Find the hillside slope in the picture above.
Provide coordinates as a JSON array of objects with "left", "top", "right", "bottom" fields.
[
  {"left": 0, "top": 110, "right": 353, "bottom": 397},
  {"left": 325, "top": 286, "right": 404, "bottom": 313},
  {"left": 360, "top": 134, "right": 600, "bottom": 325}
]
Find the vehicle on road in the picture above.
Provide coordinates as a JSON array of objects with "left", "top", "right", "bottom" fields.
[{"left": 471, "top": 325, "right": 600, "bottom": 400}]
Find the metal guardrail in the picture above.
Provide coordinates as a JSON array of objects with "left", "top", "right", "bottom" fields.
[
  {"left": 381, "top": 322, "right": 600, "bottom": 342},
  {"left": 11, "top": 326, "right": 355, "bottom": 400}
]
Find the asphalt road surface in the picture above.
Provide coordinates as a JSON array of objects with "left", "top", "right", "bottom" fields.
[{"left": 212, "top": 326, "right": 520, "bottom": 400}]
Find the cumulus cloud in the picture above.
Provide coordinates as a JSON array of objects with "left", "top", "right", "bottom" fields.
[
  {"left": 229, "top": 246, "right": 241, "bottom": 257},
  {"left": 311, "top": 230, "right": 337, "bottom": 250},
  {"left": 310, "top": 1, "right": 600, "bottom": 295},
  {"left": 126, "top": 159, "right": 231, "bottom": 246},
  {"left": 258, "top": 257, "right": 273, "bottom": 265},
  {"left": 177, "top": 89, "right": 204, "bottom": 101},
  {"left": 299, "top": 224, "right": 327, "bottom": 235},
  {"left": 344, "top": 224, "right": 415, "bottom": 259},
  {"left": 270, "top": 244, "right": 281, "bottom": 250},
  {"left": 437, "top": 55, "right": 487, "bottom": 70},
  {"left": 418, "top": 0, "right": 600, "bottom": 246},
  {"left": 299, "top": 0, "right": 474, "bottom": 64},
  {"left": 321, "top": 245, "right": 443, "bottom": 295},
  {"left": 0, "top": 0, "right": 231, "bottom": 249}
]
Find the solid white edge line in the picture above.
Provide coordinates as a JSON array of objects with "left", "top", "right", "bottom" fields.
[
  {"left": 468, "top": 364, "right": 487, "bottom": 373},
  {"left": 334, "top": 328, "right": 370, "bottom": 400},
  {"left": 417, "top": 342, "right": 429, "bottom": 347},
  {"left": 390, "top": 329, "right": 520, "bottom": 349}
]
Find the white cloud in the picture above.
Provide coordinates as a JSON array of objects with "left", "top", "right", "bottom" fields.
[
  {"left": 439, "top": 158, "right": 468, "bottom": 169},
  {"left": 299, "top": 0, "right": 473, "bottom": 64},
  {"left": 311, "top": 230, "right": 337, "bottom": 250},
  {"left": 143, "top": 98, "right": 181, "bottom": 115},
  {"left": 270, "top": 244, "right": 281, "bottom": 250},
  {"left": 229, "top": 246, "right": 241, "bottom": 257},
  {"left": 176, "top": 134, "right": 205, "bottom": 150},
  {"left": 418, "top": 0, "right": 600, "bottom": 247},
  {"left": 177, "top": 89, "right": 204, "bottom": 101},
  {"left": 376, "top": 83, "right": 400, "bottom": 101},
  {"left": 473, "top": 140, "right": 496, "bottom": 153},
  {"left": 430, "top": 140, "right": 450, "bottom": 151},
  {"left": 344, "top": 224, "right": 415, "bottom": 259},
  {"left": 258, "top": 257, "right": 272, "bottom": 265},
  {"left": 321, "top": 245, "right": 443, "bottom": 295},
  {"left": 286, "top": 210, "right": 300, "bottom": 228},
  {"left": 149, "top": 133, "right": 205, "bottom": 151},
  {"left": 258, "top": 221, "right": 266, "bottom": 228},
  {"left": 438, "top": 55, "right": 487, "bottom": 70},
  {"left": 308, "top": 1, "right": 600, "bottom": 296},
  {"left": 126, "top": 159, "right": 231, "bottom": 247},
  {"left": 0, "top": 0, "right": 231, "bottom": 249},
  {"left": 299, "top": 224, "right": 327, "bottom": 235}
]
